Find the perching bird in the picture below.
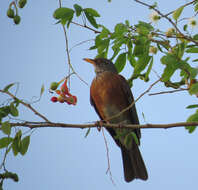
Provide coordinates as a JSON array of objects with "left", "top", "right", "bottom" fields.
[{"left": 84, "top": 57, "right": 148, "bottom": 182}]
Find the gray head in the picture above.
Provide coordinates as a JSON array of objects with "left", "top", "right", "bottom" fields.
[{"left": 83, "top": 58, "right": 118, "bottom": 75}]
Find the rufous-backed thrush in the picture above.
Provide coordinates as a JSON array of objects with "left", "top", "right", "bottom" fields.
[{"left": 84, "top": 58, "right": 148, "bottom": 182}]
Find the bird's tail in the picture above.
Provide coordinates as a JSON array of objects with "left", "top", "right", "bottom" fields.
[{"left": 121, "top": 142, "right": 148, "bottom": 182}]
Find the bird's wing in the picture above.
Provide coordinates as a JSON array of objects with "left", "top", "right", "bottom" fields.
[{"left": 116, "top": 74, "right": 141, "bottom": 139}]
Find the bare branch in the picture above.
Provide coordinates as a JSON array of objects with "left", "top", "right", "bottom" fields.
[
  {"left": 7, "top": 121, "right": 198, "bottom": 130},
  {"left": 71, "top": 21, "right": 100, "bottom": 34},
  {"left": 101, "top": 127, "right": 115, "bottom": 186},
  {"left": 149, "top": 88, "right": 188, "bottom": 96},
  {"left": 61, "top": 22, "right": 89, "bottom": 86}
]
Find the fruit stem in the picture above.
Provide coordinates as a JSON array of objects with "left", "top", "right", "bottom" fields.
[{"left": 9, "top": 1, "right": 18, "bottom": 15}]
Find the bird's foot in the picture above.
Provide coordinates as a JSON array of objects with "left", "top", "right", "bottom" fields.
[{"left": 95, "top": 120, "right": 104, "bottom": 132}]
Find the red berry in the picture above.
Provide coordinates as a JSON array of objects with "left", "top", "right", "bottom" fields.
[
  {"left": 65, "top": 95, "right": 77, "bottom": 105},
  {"left": 56, "top": 90, "right": 61, "bottom": 95},
  {"left": 57, "top": 96, "right": 64, "bottom": 103},
  {"left": 51, "top": 96, "right": 58, "bottom": 102}
]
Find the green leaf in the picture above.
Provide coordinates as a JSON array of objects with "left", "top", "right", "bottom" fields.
[
  {"left": 135, "top": 21, "right": 153, "bottom": 35},
  {"left": 133, "top": 55, "right": 151, "bottom": 76},
  {"left": 183, "top": 24, "right": 188, "bottom": 31},
  {"left": 0, "top": 106, "right": 10, "bottom": 119},
  {"left": 124, "top": 132, "right": 139, "bottom": 148},
  {"left": 1, "top": 121, "right": 11, "bottom": 135},
  {"left": 131, "top": 132, "right": 139, "bottom": 145},
  {"left": 194, "top": 3, "right": 198, "bottom": 12},
  {"left": 161, "top": 54, "right": 179, "bottom": 82},
  {"left": 145, "top": 56, "right": 153, "bottom": 80},
  {"left": 84, "top": 11, "right": 98, "bottom": 28},
  {"left": 20, "top": 136, "right": 30, "bottom": 155},
  {"left": 133, "top": 36, "right": 150, "bottom": 57},
  {"left": 179, "top": 43, "right": 186, "bottom": 58},
  {"left": 0, "top": 137, "right": 13, "bottom": 149},
  {"left": 186, "top": 47, "right": 198, "bottom": 53},
  {"left": 189, "top": 83, "right": 198, "bottom": 95},
  {"left": 193, "top": 34, "right": 198, "bottom": 40},
  {"left": 53, "top": 7, "right": 74, "bottom": 20},
  {"left": 97, "top": 39, "right": 110, "bottom": 54},
  {"left": 133, "top": 45, "right": 144, "bottom": 56},
  {"left": 172, "top": 6, "right": 184, "bottom": 20},
  {"left": 84, "top": 128, "right": 91, "bottom": 138},
  {"left": 99, "top": 26, "right": 110, "bottom": 38},
  {"left": 187, "top": 126, "right": 196, "bottom": 133},
  {"left": 114, "top": 53, "right": 127, "bottom": 73},
  {"left": 0, "top": 171, "right": 19, "bottom": 182},
  {"left": 186, "top": 104, "right": 198, "bottom": 109},
  {"left": 138, "top": 21, "right": 154, "bottom": 31},
  {"left": 114, "top": 23, "right": 128, "bottom": 36},
  {"left": 3, "top": 83, "right": 15, "bottom": 92},
  {"left": 89, "top": 45, "right": 97, "bottom": 50},
  {"left": 12, "top": 130, "right": 22, "bottom": 156},
  {"left": 10, "top": 102, "right": 19, "bottom": 117},
  {"left": 73, "top": 4, "right": 82, "bottom": 17},
  {"left": 186, "top": 109, "right": 198, "bottom": 133},
  {"left": 12, "top": 141, "right": 19, "bottom": 156},
  {"left": 40, "top": 84, "right": 44, "bottom": 97},
  {"left": 83, "top": 8, "right": 100, "bottom": 17},
  {"left": 124, "top": 133, "right": 133, "bottom": 148}
]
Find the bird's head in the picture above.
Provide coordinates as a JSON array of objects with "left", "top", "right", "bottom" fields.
[{"left": 83, "top": 58, "right": 117, "bottom": 75}]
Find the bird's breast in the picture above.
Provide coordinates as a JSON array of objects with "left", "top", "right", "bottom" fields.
[{"left": 90, "top": 72, "right": 131, "bottom": 123}]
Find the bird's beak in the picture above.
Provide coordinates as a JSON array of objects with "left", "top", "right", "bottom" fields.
[{"left": 83, "top": 58, "right": 96, "bottom": 65}]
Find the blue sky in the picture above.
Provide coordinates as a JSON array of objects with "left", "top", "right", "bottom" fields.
[{"left": 1, "top": 0, "right": 198, "bottom": 189}]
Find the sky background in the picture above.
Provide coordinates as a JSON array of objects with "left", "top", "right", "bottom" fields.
[{"left": 1, "top": 0, "right": 198, "bottom": 189}]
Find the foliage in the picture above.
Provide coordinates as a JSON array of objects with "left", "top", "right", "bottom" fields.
[{"left": 2, "top": 0, "right": 198, "bottom": 189}]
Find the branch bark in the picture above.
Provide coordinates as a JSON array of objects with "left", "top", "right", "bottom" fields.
[{"left": 7, "top": 121, "right": 198, "bottom": 130}]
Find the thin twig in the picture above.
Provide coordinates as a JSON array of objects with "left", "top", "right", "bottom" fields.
[
  {"left": 71, "top": 21, "right": 100, "bottom": 34},
  {"left": 61, "top": 23, "right": 89, "bottom": 86},
  {"left": 0, "top": 90, "right": 50, "bottom": 122},
  {"left": 164, "top": 0, "right": 197, "bottom": 17},
  {"left": 149, "top": 88, "right": 188, "bottom": 96},
  {"left": 69, "top": 39, "right": 94, "bottom": 53},
  {"left": 101, "top": 127, "right": 115, "bottom": 186}
]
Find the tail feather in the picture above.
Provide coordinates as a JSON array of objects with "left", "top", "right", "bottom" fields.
[{"left": 121, "top": 142, "right": 148, "bottom": 182}]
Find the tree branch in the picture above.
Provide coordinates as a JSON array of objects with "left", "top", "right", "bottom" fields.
[
  {"left": 0, "top": 90, "right": 50, "bottom": 122},
  {"left": 7, "top": 121, "right": 198, "bottom": 130},
  {"left": 149, "top": 88, "right": 188, "bottom": 96}
]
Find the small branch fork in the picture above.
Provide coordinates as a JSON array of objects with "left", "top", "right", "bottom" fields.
[{"left": 0, "top": 90, "right": 49, "bottom": 122}]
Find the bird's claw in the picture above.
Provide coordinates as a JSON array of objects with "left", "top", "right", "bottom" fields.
[{"left": 95, "top": 120, "right": 104, "bottom": 132}]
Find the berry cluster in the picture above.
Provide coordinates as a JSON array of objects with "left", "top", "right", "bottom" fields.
[{"left": 50, "top": 79, "right": 77, "bottom": 105}]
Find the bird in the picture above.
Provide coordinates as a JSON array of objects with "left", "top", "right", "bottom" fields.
[{"left": 83, "top": 57, "right": 148, "bottom": 182}]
